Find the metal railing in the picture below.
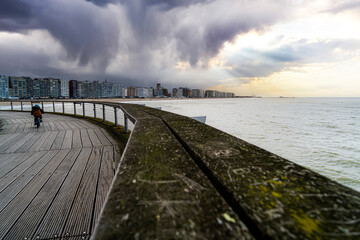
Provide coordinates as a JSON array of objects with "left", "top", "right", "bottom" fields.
[{"left": 0, "top": 100, "right": 131, "bottom": 133}]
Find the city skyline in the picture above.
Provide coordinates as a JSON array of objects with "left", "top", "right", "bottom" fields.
[
  {"left": 0, "top": 0, "right": 360, "bottom": 97},
  {"left": 0, "top": 75, "right": 235, "bottom": 99}
]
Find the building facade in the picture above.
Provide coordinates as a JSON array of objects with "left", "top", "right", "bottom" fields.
[
  {"left": 112, "top": 83, "right": 123, "bottom": 97},
  {"left": 8, "top": 76, "right": 29, "bottom": 98},
  {"left": 0, "top": 75, "right": 9, "bottom": 98},
  {"left": 60, "top": 79, "right": 69, "bottom": 98},
  {"left": 69, "top": 80, "right": 78, "bottom": 98}
]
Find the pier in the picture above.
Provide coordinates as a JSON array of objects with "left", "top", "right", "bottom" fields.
[{"left": 1, "top": 100, "right": 360, "bottom": 239}]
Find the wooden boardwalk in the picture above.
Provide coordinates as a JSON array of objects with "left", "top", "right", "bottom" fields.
[{"left": 0, "top": 111, "right": 120, "bottom": 240}]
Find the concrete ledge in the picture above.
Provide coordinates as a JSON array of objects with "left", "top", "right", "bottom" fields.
[{"left": 96, "top": 104, "right": 360, "bottom": 239}]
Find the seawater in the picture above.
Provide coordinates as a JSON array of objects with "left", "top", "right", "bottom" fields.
[{"left": 132, "top": 98, "right": 360, "bottom": 191}]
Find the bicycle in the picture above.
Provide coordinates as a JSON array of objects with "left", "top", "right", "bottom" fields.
[{"left": 35, "top": 117, "right": 41, "bottom": 128}]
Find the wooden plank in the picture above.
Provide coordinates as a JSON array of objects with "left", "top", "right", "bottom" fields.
[
  {"left": 15, "top": 124, "right": 26, "bottom": 133},
  {"left": 93, "top": 128, "right": 112, "bottom": 146},
  {"left": 23, "top": 123, "right": 32, "bottom": 133},
  {"left": 65, "top": 121, "right": 78, "bottom": 130},
  {"left": 3, "top": 149, "right": 74, "bottom": 240},
  {"left": 0, "top": 150, "right": 68, "bottom": 239},
  {"left": 62, "top": 147, "right": 102, "bottom": 237},
  {"left": 0, "top": 133, "right": 20, "bottom": 147},
  {"left": 100, "top": 128, "right": 117, "bottom": 145},
  {"left": 87, "top": 129, "right": 102, "bottom": 147},
  {"left": 80, "top": 120, "right": 98, "bottom": 129},
  {"left": 0, "top": 124, "right": 16, "bottom": 134},
  {"left": 3, "top": 132, "right": 36, "bottom": 153},
  {"left": 0, "top": 150, "right": 58, "bottom": 212},
  {"left": 0, "top": 151, "right": 35, "bottom": 178},
  {"left": 39, "top": 131, "right": 59, "bottom": 151},
  {"left": 80, "top": 129, "right": 92, "bottom": 148},
  {"left": 54, "top": 121, "right": 65, "bottom": 130},
  {"left": 0, "top": 151, "right": 45, "bottom": 192},
  {"left": 49, "top": 121, "right": 58, "bottom": 131},
  {"left": 28, "top": 131, "right": 52, "bottom": 152},
  {"left": 51, "top": 131, "right": 66, "bottom": 150},
  {"left": 15, "top": 132, "right": 44, "bottom": 153},
  {"left": 35, "top": 148, "right": 92, "bottom": 239},
  {"left": 60, "top": 121, "right": 71, "bottom": 130},
  {"left": 43, "top": 122, "right": 52, "bottom": 132},
  {"left": 62, "top": 130, "right": 73, "bottom": 149},
  {"left": 93, "top": 146, "right": 115, "bottom": 227},
  {"left": 72, "top": 129, "right": 82, "bottom": 149},
  {"left": 0, "top": 152, "right": 25, "bottom": 169},
  {"left": 71, "top": 121, "right": 84, "bottom": 129},
  {"left": 75, "top": 120, "right": 92, "bottom": 129},
  {"left": 0, "top": 133, "right": 28, "bottom": 152}
]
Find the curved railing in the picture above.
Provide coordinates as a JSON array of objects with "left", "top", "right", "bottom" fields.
[{"left": 1, "top": 100, "right": 360, "bottom": 239}]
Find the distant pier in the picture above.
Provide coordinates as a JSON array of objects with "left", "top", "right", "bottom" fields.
[{"left": 1, "top": 100, "right": 360, "bottom": 239}]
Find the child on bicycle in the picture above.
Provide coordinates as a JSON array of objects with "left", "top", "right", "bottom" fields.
[{"left": 31, "top": 104, "right": 44, "bottom": 125}]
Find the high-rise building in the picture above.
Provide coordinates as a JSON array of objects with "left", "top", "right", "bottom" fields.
[
  {"left": 102, "top": 80, "right": 113, "bottom": 97},
  {"left": 40, "top": 78, "right": 50, "bottom": 98},
  {"left": 60, "top": 79, "right": 69, "bottom": 98},
  {"left": 127, "top": 86, "right": 136, "bottom": 98},
  {"left": 155, "top": 83, "right": 163, "bottom": 97},
  {"left": 49, "top": 78, "right": 61, "bottom": 98},
  {"left": 69, "top": 80, "right": 78, "bottom": 98},
  {"left": 81, "top": 81, "right": 92, "bottom": 98},
  {"left": 32, "top": 78, "right": 41, "bottom": 98},
  {"left": 77, "top": 81, "right": 83, "bottom": 98},
  {"left": 112, "top": 83, "right": 123, "bottom": 97},
  {"left": 8, "top": 76, "right": 29, "bottom": 98},
  {"left": 191, "top": 89, "right": 205, "bottom": 98},
  {"left": 0, "top": 75, "right": 9, "bottom": 98}
]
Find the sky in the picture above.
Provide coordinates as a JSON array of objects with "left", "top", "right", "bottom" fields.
[{"left": 0, "top": 0, "right": 359, "bottom": 97}]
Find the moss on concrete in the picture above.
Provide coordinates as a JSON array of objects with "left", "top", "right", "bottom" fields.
[
  {"left": 133, "top": 104, "right": 360, "bottom": 240},
  {"left": 94, "top": 115, "right": 253, "bottom": 239}
]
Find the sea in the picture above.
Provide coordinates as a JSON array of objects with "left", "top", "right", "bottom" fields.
[
  {"left": 129, "top": 97, "right": 360, "bottom": 192},
  {"left": 1, "top": 97, "right": 359, "bottom": 191}
]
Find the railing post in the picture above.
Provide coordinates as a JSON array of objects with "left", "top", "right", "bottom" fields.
[
  {"left": 124, "top": 115, "right": 128, "bottom": 133},
  {"left": 83, "top": 102, "right": 86, "bottom": 118},
  {"left": 41, "top": 102, "right": 44, "bottom": 110},
  {"left": 103, "top": 104, "right": 106, "bottom": 122},
  {"left": 53, "top": 101, "right": 55, "bottom": 112},
  {"left": 20, "top": 101, "right": 23, "bottom": 111},
  {"left": 62, "top": 102, "right": 65, "bottom": 114},
  {"left": 74, "top": 102, "right": 77, "bottom": 115},
  {"left": 93, "top": 103, "right": 96, "bottom": 119},
  {"left": 114, "top": 107, "right": 118, "bottom": 126},
  {"left": 10, "top": 101, "right": 13, "bottom": 111}
]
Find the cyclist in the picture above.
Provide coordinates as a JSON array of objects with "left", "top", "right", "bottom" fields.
[{"left": 31, "top": 104, "right": 44, "bottom": 126}]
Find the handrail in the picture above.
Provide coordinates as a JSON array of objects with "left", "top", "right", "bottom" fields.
[{"left": 0, "top": 100, "right": 134, "bottom": 133}]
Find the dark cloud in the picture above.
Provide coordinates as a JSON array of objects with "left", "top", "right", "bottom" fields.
[{"left": 0, "top": 0, "right": 304, "bottom": 87}]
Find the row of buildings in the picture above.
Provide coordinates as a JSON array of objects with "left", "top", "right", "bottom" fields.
[{"left": 0, "top": 75, "right": 235, "bottom": 99}]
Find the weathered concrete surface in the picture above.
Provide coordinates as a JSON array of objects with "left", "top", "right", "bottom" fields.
[
  {"left": 93, "top": 112, "right": 253, "bottom": 239},
  {"left": 132, "top": 104, "right": 360, "bottom": 239}
]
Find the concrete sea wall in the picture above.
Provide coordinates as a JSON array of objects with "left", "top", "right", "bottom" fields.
[{"left": 93, "top": 103, "right": 360, "bottom": 239}]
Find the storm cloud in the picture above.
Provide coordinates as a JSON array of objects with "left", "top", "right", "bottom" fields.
[{"left": 1, "top": 0, "right": 348, "bottom": 88}]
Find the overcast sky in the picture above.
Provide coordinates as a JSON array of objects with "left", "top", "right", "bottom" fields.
[{"left": 0, "top": 0, "right": 359, "bottom": 96}]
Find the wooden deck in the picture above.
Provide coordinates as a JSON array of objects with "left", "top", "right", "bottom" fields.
[{"left": 0, "top": 111, "right": 120, "bottom": 240}]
